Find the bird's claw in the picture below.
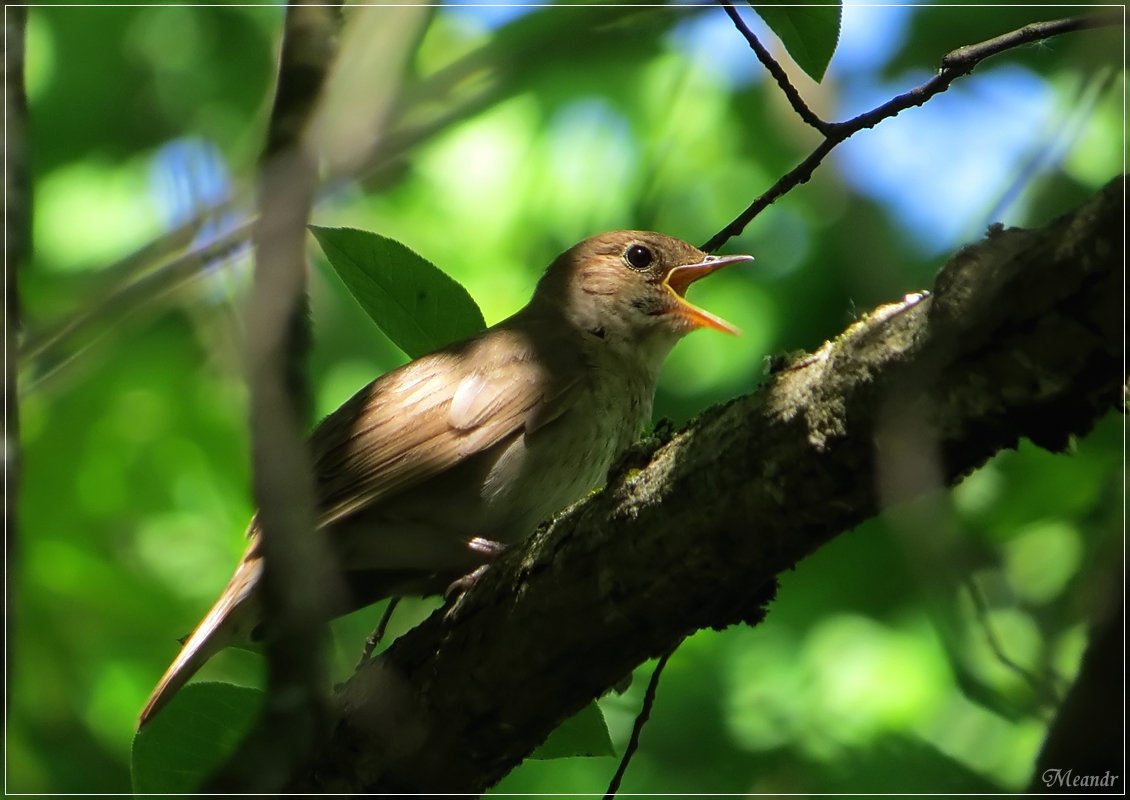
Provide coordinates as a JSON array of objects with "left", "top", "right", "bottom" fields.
[
  {"left": 468, "top": 536, "right": 507, "bottom": 557},
  {"left": 444, "top": 564, "right": 490, "bottom": 603}
]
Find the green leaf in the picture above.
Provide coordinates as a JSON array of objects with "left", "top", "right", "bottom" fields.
[
  {"left": 131, "top": 682, "right": 263, "bottom": 794},
  {"left": 750, "top": 1, "right": 842, "bottom": 82},
  {"left": 530, "top": 701, "right": 615, "bottom": 760},
  {"left": 310, "top": 227, "right": 487, "bottom": 359}
]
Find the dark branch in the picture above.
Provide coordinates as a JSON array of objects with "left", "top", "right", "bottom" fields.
[
  {"left": 718, "top": 2, "right": 831, "bottom": 133},
  {"left": 701, "top": 137, "right": 838, "bottom": 253},
  {"left": 292, "top": 179, "right": 1123, "bottom": 793},
  {"left": 942, "top": 14, "right": 1123, "bottom": 70},
  {"left": 702, "top": 12, "right": 1123, "bottom": 252},
  {"left": 603, "top": 643, "right": 680, "bottom": 798},
  {"left": 5, "top": 4, "right": 30, "bottom": 692},
  {"left": 205, "top": 2, "right": 341, "bottom": 792}
]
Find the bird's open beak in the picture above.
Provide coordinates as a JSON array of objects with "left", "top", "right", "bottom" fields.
[{"left": 663, "top": 253, "right": 755, "bottom": 335}]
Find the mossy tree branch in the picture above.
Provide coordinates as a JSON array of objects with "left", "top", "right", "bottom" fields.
[{"left": 287, "top": 180, "right": 1123, "bottom": 792}]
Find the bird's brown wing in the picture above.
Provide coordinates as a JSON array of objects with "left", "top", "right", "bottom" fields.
[
  {"left": 309, "top": 325, "right": 582, "bottom": 528},
  {"left": 140, "top": 327, "right": 580, "bottom": 728}
]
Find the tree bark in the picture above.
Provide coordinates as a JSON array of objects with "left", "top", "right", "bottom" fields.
[{"left": 289, "top": 178, "right": 1124, "bottom": 793}]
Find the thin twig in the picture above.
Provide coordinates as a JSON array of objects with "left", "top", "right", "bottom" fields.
[
  {"left": 17, "top": 6, "right": 652, "bottom": 389},
  {"left": 964, "top": 577, "right": 1063, "bottom": 703},
  {"left": 702, "top": 137, "right": 838, "bottom": 252},
  {"left": 718, "top": 2, "right": 830, "bottom": 134},
  {"left": 603, "top": 642, "right": 681, "bottom": 799},
  {"left": 942, "top": 14, "right": 1121, "bottom": 70},
  {"left": 356, "top": 597, "right": 401, "bottom": 670},
  {"left": 702, "top": 11, "right": 1123, "bottom": 252},
  {"left": 18, "top": 218, "right": 254, "bottom": 395},
  {"left": 16, "top": 36, "right": 496, "bottom": 390},
  {"left": 17, "top": 212, "right": 207, "bottom": 363}
]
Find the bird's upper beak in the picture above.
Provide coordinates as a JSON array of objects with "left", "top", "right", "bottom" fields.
[{"left": 662, "top": 253, "right": 755, "bottom": 335}]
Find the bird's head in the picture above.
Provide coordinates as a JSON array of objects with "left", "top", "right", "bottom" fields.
[{"left": 531, "top": 230, "right": 754, "bottom": 362}]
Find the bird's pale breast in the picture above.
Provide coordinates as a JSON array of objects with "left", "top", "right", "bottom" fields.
[{"left": 477, "top": 349, "right": 656, "bottom": 543}]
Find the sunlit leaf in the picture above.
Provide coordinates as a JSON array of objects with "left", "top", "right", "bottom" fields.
[
  {"left": 750, "top": 1, "right": 842, "bottom": 82},
  {"left": 311, "top": 226, "right": 486, "bottom": 359}
]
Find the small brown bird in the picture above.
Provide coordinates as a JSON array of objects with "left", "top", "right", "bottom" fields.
[{"left": 138, "top": 230, "right": 753, "bottom": 726}]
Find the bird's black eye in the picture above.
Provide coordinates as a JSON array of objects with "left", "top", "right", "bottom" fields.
[{"left": 624, "top": 243, "right": 654, "bottom": 270}]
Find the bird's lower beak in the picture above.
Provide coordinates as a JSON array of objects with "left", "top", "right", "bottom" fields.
[{"left": 662, "top": 253, "right": 755, "bottom": 335}]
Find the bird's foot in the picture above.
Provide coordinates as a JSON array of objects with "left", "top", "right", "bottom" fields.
[
  {"left": 467, "top": 536, "right": 507, "bottom": 557},
  {"left": 443, "top": 538, "right": 508, "bottom": 620},
  {"left": 444, "top": 564, "right": 490, "bottom": 603},
  {"left": 445, "top": 537, "right": 506, "bottom": 599}
]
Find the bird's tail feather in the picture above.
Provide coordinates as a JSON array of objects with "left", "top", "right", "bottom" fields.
[{"left": 137, "top": 557, "right": 261, "bottom": 728}]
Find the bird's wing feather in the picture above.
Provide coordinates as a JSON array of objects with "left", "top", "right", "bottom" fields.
[{"left": 310, "top": 326, "right": 581, "bottom": 527}]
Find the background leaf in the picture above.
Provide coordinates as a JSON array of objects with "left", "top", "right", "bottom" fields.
[
  {"left": 131, "top": 682, "right": 262, "bottom": 794},
  {"left": 530, "top": 701, "right": 615, "bottom": 760},
  {"left": 751, "top": 1, "right": 842, "bottom": 82},
  {"left": 310, "top": 226, "right": 486, "bottom": 359}
]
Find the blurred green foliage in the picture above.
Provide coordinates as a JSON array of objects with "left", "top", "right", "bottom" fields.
[{"left": 11, "top": 3, "right": 1123, "bottom": 794}]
